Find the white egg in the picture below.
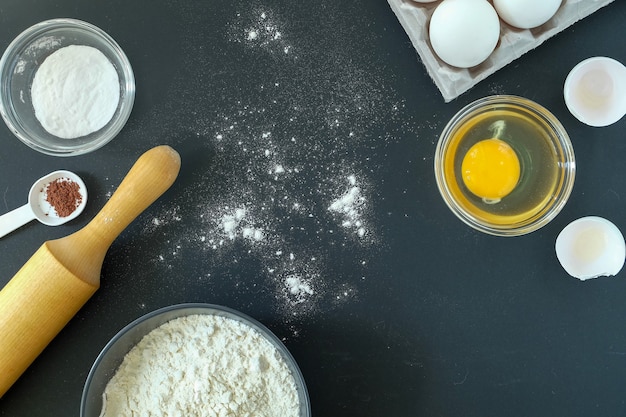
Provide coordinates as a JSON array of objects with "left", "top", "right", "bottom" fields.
[
  {"left": 555, "top": 217, "right": 626, "bottom": 281},
  {"left": 563, "top": 56, "right": 626, "bottom": 127},
  {"left": 493, "top": 0, "right": 561, "bottom": 29},
  {"left": 429, "top": 0, "right": 500, "bottom": 68},
  {"left": 412, "top": 0, "right": 439, "bottom": 3}
]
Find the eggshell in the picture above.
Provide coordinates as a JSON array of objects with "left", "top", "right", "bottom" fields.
[
  {"left": 429, "top": 0, "right": 500, "bottom": 68},
  {"left": 555, "top": 216, "right": 626, "bottom": 281},
  {"left": 564, "top": 57, "right": 626, "bottom": 127},
  {"left": 493, "top": 0, "right": 562, "bottom": 29}
]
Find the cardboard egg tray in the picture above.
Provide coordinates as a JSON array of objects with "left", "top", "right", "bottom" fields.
[{"left": 388, "top": 0, "right": 617, "bottom": 102}]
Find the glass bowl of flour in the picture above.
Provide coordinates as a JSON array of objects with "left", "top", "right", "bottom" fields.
[
  {"left": 80, "top": 303, "right": 311, "bottom": 417},
  {"left": 0, "top": 18, "right": 135, "bottom": 156}
]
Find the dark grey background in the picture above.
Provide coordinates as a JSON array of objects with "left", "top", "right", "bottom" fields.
[{"left": 1, "top": 1, "right": 626, "bottom": 416}]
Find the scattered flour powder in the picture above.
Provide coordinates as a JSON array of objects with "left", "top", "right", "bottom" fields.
[
  {"left": 220, "top": 208, "right": 265, "bottom": 242},
  {"left": 31, "top": 45, "right": 120, "bottom": 139},
  {"left": 121, "top": 3, "right": 405, "bottom": 327},
  {"left": 328, "top": 175, "right": 368, "bottom": 238},
  {"left": 285, "top": 274, "right": 314, "bottom": 303},
  {"left": 100, "top": 314, "right": 300, "bottom": 417}
]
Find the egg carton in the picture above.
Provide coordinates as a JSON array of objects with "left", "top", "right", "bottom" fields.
[{"left": 388, "top": 0, "right": 617, "bottom": 102}]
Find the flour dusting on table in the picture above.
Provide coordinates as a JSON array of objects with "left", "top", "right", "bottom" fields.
[{"left": 113, "top": 2, "right": 411, "bottom": 333}]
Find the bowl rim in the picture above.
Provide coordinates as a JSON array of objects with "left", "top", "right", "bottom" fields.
[
  {"left": 80, "top": 303, "right": 311, "bottom": 417},
  {"left": 0, "top": 18, "right": 135, "bottom": 157},
  {"left": 434, "top": 94, "right": 576, "bottom": 237}
]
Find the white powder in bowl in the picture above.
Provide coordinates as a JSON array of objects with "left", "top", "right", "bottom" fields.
[
  {"left": 31, "top": 45, "right": 120, "bottom": 139},
  {"left": 99, "top": 314, "right": 301, "bottom": 417}
]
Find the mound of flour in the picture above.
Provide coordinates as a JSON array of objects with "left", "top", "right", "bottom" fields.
[{"left": 100, "top": 314, "right": 300, "bottom": 417}]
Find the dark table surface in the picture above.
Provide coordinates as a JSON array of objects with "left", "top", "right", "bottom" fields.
[{"left": 1, "top": 1, "right": 626, "bottom": 416}]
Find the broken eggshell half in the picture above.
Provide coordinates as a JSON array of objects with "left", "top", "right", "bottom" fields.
[{"left": 555, "top": 216, "right": 626, "bottom": 280}]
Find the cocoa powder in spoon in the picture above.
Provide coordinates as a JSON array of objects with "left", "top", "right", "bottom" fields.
[{"left": 45, "top": 178, "right": 83, "bottom": 217}]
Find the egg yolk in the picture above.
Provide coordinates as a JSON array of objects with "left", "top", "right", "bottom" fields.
[{"left": 461, "top": 138, "right": 520, "bottom": 203}]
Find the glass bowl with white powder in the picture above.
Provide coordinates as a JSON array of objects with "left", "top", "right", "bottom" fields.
[
  {"left": 80, "top": 303, "right": 311, "bottom": 417},
  {"left": 0, "top": 18, "right": 135, "bottom": 156}
]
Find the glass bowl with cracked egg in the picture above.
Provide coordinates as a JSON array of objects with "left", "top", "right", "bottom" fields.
[
  {"left": 0, "top": 18, "right": 135, "bottom": 156},
  {"left": 81, "top": 303, "right": 311, "bottom": 417},
  {"left": 434, "top": 95, "right": 576, "bottom": 237}
]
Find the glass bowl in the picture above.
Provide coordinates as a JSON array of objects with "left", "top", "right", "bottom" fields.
[
  {"left": 0, "top": 18, "right": 135, "bottom": 156},
  {"left": 80, "top": 303, "right": 311, "bottom": 417},
  {"left": 434, "top": 95, "right": 576, "bottom": 236}
]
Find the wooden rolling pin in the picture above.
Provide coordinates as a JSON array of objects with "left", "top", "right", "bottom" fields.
[{"left": 0, "top": 145, "right": 181, "bottom": 397}]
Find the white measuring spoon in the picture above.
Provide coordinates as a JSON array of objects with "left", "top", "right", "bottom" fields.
[{"left": 0, "top": 170, "right": 87, "bottom": 238}]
